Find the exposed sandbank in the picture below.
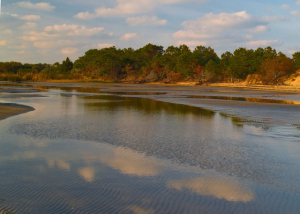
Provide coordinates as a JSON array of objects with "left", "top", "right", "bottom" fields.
[{"left": 0, "top": 103, "right": 34, "bottom": 121}]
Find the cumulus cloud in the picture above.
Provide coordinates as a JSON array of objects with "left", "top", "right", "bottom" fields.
[
  {"left": 19, "top": 22, "right": 37, "bottom": 30},
  {"left": 120, "top": 33, "right": 138, "bottom": 40},
  {"left": 17, "top": 50, "right": 26, "bottom": 54},
  {"left": 74, "top": 0, "right": 207, "bottom": 19},
  {"left": 44, "top": 24, "right": 104, "bottom": 37},
  {"left": 34, "top": 40, "right": 78, "bottom": 49},
  {"left": 288, "top": 50, "right": 298, "bottom": 55},
  {"left": 0, "top": 40, "right": 7, "bottom": 46},
  {"left": 126, "top": 16, "right": 167, "bottom": 26},
  {"left": 4, "top": 29, "right": 12, "bottom": 34},
  {"left": 61, "top": 47, "right": 78, "bottom": 55},
  {"left": 281, "top": 4, "right": 291, "bottom": 10},
  {"left": 173, "top": 11, "right": 285, "bottom": 48},
  {"left": 97, "top": 43, "right": 115, "bottom": 49},
  {"left": 21, "top": 15, "right": 41, "bottom": 20},
  {"left": 17, "top": 1, "right": 55, "bottom": 11},
  {"left": 291, "top": 10, "right": 300, "bottom": 18},
  {"left": 247, "top": 25, "right": 270, "bottom": 33},
  {"left": 173, "top": 30, "right": 211, "bottom": 39},
  {"left": 175, "top": 40, "right": 207, "bottom": 47},
  {"left": 8, "top": 45, "right": 26, "bottom": 49},
  {"left": 246, "top": 40, "right": 283, "bottom": 47},
  {"left": 19, "top": 31, "right": 59, "bottom": 41}
]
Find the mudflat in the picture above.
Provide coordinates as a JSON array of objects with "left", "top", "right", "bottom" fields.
[{"left": 0, "top": 103, "right": 34, "bottom": 121}]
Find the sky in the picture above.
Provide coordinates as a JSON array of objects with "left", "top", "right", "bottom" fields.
[{"left": 0, "top": 0, "right": 300, "bottom": 63}]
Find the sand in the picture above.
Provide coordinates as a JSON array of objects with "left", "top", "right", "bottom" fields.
[{"left": 0, "top": 103, "right": 34, "bottom": 121}]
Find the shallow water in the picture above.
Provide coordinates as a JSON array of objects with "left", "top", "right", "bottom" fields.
[{"left": 0, "top": 83, "right": 300, "bottom": 214}]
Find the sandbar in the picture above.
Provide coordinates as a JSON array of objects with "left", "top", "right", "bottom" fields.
[{"left": 0, "top": 103, "right": 34, "bottom": 121}]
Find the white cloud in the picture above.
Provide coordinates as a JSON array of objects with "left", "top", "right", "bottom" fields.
[
  {"left": 8, "top": 45, "right": 26, "bottom": 49},
  {"left": 126, "top": 16, "right": 167, "bottom": 26},
  {"left": 98, "top": 43, "right": 115, "bottom": 49},
  {"left": 248, "top": 25, "right": 270, "bottom": 33},
  {"left": 18, "top": 2, "right": 55, "bottom": 11},
  {"left": 297, "top": 1, "right": 300, "bottom": 6},
  {"left": 291, "top": 10, "right": 300, "bottom": 18},
  {"left": 61, "top": 47, "right": 78, "bottom": 55},
  {"left": 21, "top": 15, "right": 41, "bottom": 21},
  {"left": 4, "top": 29, "right": 12, "bottom": 34},
  {"left": 19, "top": 22, "right": 37, "bottom": 30},
  {"left": 17, "top": 50, "right": 26, "bottom": 54},
  {"left": 173, "top": 11, "right": 285, "bottom": 49},
  {"left": 120, "top": 33, "right": 138, "bottom": 40},
  {"left": 34, "top": 40, "right": 78, "bottom": 49},
  {"left": 246, "top": 40, "right": 283, "bottom": 47},
  {"left": 19, "top": 31, "right": 59, "bottom": 41},
  {"left": 44, "top": 24, "right": 104, "bottom": 37},
  {"left": 281, "top": 4, "right": 291, "bottom": 10},
  {"left": 74, "top": 0, "right": 207, "bottom": 19},
  {"left": 173, "top": 30, "right": 211, "bottom": 39},
  {"left": 288, "top": 50, "right": 298, "bottom": 55},
  {"left": 181, "top": 11, "right": 266, "bottom": 31},
  {"left": 175, "top": 40, "right": 207, "bottom": 47},
  {"left": 0, "top": 40, "right": 7, "bottom": 46},
  {"left": 10, "top": 14, "right": 18, "bottom": 17}
]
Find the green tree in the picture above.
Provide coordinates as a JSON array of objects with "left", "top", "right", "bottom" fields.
[
  {"left": 293, "top": 52, "right": 300, "bottom": 70},
  {"left": 228, "top": 48, "right": 259, "bottom": 79}
]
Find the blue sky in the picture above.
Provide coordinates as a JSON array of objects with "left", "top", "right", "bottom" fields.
[{"left": 1, "top": 0, "right": 300, "bottom": 63}]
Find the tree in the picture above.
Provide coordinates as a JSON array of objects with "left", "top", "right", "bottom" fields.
[
  {"left": 293, "top": 52, "right": 300, "bottom": 71},
  {"left": 193, "top": 46, "right": 220, "bottom": 66},
  {"left": 228, "top": 48, "right": 259, "bottom": 79},
  {"left": 205, "top": 59, "right": 220, "bottom": 77},
  {"left": 263, "top": 46, "right": 277, "bottom": 60},
  {"left": 60, "top": 57, "right": 73, "bottom": 74},
  {"left": 259, "top": 55, "right": 294, "bottom": 85},
  {"left": 220, "top": 51, "right": 233, "bottom": 77}
]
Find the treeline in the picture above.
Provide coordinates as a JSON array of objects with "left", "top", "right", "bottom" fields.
[{"left": 1, "top": 43, "right": 300, "bottom": 85}]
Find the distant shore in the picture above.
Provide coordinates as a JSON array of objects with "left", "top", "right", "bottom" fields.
[{"left": 0, "top": 103, "right": 34, "bottom": 121}]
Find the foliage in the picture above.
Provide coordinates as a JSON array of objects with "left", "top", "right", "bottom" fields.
[
  {"left": 0, "top": 43, "right": 298, "bottom": 84},
  {"left": 259, "top": 55, "right": 294, "bottom": 85},
  {"left": 293, "top": 52, "right": 300, "bottom": 71}
]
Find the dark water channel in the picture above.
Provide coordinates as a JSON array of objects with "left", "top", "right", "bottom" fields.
[{"left": 0, "top": 83, "right": 300, "bottom": 214}]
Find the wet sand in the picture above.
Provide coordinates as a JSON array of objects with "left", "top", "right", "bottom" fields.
[{"left": 0, "top": 103, "right": 34, "bottom": 121}]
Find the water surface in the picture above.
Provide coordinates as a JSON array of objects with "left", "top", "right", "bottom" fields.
[{"left": 0, "top": 83, "right": 300, "bottom": 214}]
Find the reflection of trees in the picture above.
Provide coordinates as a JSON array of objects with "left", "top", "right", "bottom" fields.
[
  {"left": 188, "top": 95, "right": 299, "bottom": 105},
  {"left": 84, "top": 96, "right": 215, "bottom": 118}
]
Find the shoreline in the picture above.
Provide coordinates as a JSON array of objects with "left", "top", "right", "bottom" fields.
[
  {"left": 1, "top": 80, "right": 300, "bottom": 93},
  {"left": 0, "top": 103, "right": 34, "bottom": 121}
]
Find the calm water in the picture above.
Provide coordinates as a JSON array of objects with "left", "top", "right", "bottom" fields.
[{"left": 0, "top": 83, "right": 300, "bottom": 214}]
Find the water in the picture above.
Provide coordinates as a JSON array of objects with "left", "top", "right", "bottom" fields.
[{"left": 0, "top": 83, "right": 300, "bottom": 214}]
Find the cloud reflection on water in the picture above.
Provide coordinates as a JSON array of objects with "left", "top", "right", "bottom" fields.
[
  {"left": 167, "top": 177, "right": 254, "bottom": 202},
  {"left": 99, "top": 147, "right": 164, "bottom": 177},
  {"left": 78, "top": 167, "right": 96, "bottom": 182}
]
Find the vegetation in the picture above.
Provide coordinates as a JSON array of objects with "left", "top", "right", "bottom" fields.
[{"left": 0, "top": 44, "right": 299, "bottom": 85}]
